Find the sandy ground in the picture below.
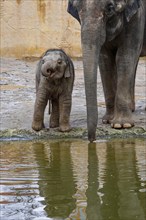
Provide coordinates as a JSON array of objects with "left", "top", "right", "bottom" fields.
[{"left": 0, "top": 57, "right": 146, "bottom": 140}]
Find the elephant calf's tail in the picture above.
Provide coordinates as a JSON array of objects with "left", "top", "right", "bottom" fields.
[{"left": 48, "top": 100, "right": 52, "bottom": 115}]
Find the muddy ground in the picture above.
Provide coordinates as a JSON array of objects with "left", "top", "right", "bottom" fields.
[{"left": 0, "top": 57, "right": 146, "bottom": 140}]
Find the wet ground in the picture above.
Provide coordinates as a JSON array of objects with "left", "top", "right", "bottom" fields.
[{"left": 0, "top": 57, "right": 146, "bottom": 140}]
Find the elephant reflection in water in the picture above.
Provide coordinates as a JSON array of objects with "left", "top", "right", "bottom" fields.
[
  {"left": 113, "top": 140, "right": 146, "bottom": 220},
  {"left": 33, "top": 140, "right": 146, "bottom": 220},
  {"left": 68, "top": 140, "right": 146, "bottom": 220},
  {"left": 33, "top": 141, "right": 76, "bottom": 219},
  {"left": 83, "top": 142, "right": 119, "bottom": 220},
  {"left": 86, "top": 140, "right": 146, "bottom": 220}
]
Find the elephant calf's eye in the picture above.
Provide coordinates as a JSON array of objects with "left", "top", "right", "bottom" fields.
[{"left": 57, "top": 59, "right": 62, "bottom": 65}]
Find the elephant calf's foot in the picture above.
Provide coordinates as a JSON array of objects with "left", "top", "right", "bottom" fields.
[
  {"left": 32, "top": 121, "right": 45, "bottom": 131},
  {"left": 59, "top": 124, "right": 71, "bottom": 132},
  {"left": 50, "top": 116, "right": 59, "bottom": 128},
  {"left": 111, "top": 117, "right": 134, "bottom": 129},
  {"left": 50, "top": 122, "right": 59, "bottom": 128}
]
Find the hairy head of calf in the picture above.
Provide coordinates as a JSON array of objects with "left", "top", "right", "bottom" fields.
[{"left": 40, "top": 49, "right": 71, "bottom": 80}]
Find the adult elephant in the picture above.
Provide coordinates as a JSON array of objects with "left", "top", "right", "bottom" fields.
[{"left": 68, "top": 0, "right": 146, "bottom": 142}]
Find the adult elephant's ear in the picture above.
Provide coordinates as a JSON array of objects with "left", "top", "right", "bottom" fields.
[
  {"left": 115, "top": 0, "right": 140, "bottom": 22},
  {"left": 124, "top": 0, "right": 140, "bottom": 22},
  {"left": 67, "top": 0, "right": 80, "bottom": 23}
]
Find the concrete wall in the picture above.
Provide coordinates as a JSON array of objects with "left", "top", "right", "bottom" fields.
[{"left": 0, "top": 0, "right": 81, "bottom": 58}]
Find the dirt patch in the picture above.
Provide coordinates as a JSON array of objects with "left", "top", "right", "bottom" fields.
[{"left": 0, "top": 57, "right": 146, "bottom": 140}]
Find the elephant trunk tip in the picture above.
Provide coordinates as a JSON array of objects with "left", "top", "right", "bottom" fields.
[{"left": 88, "top": 132, "right": 96, "bottom": 143}]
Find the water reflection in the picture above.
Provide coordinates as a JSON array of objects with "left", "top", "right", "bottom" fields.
[
  {"left": 33, "top": 141, "right": 76, "bottom": 219},
  {"left": 0, "top": 138, "right": 146, "bottom": 220},
  {"left": 86, "top": 143, "right": 102, "bottom": 220},
  {"left": 112, "top": 140, "right": 145, "bottom": 220}
]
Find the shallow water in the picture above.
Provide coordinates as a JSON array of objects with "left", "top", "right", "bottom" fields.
[{"left": 0, "top": 138, "right": 146, "bottom": 220}]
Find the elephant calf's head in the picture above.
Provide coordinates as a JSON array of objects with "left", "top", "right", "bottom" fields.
[{"left": 41, "top": 49, "right": 71, "bottom": 80}]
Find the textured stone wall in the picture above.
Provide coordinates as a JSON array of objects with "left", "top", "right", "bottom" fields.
[{"left": 0, "top": 0, "right": 81, "bottom": 58}]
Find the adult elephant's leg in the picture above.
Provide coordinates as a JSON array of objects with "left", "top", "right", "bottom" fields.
[
  {"left": 111, "top": 5, "right": 145, "bottom": 129},
  {"left": 99, "top": 47, "right": 117, "bottom": 124},
  {"left": 112, "top": 57, "right": 136, "bottom": 128},
  {"left": 112, "top": 47, "right": 143, "bottom": 128},
  {"left": 140, "top": 22, "right": 146, "bottom": 56},
  {"left": 49, "top": 99, "right": 59, "bottom": 128},
  {"left": 32, "top": 90, "right": 48, "bottom": 131},
  {"left": 59, "top": 95, "right": 71, "bottom": 132},
  {"left": 130, "top": 59, "right": 139, "bottom": 112}
]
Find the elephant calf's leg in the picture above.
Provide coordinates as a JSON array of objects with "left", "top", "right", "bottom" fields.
[
  {"left": 32, "top": 93, "right": 48, "bottom": 131},
  {"left": 49, "top": 99, "right": 59, "bottom": 128},
  {"left": 59, "top": 96, "right": 71, "bottom": 132}
]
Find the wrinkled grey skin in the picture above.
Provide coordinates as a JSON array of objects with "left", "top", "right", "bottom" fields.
[
  {"left": 141, "top": 24, "right": 146, "bottom": 56},
  {"left": 68, "top": 0, "right": 146, "bottom": 142},
  {"left": 32, "top": 49, "right": 75, "bottom": 132}
]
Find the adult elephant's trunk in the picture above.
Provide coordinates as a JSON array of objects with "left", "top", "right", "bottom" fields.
[
  {"left": 82, "top": 44, "right": 98, "bottom": 142},
  {"left": 81, "top": 22, "right": 105, "bottom": 142}
]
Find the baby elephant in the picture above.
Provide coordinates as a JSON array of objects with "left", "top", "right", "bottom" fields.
[{"left": 32, "top": 49, "right": 75, "bottom": 132}]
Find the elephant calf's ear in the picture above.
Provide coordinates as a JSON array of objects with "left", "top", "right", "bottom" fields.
[{"left": 64, "top": 61, "right": 74, "bottom": 78}]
